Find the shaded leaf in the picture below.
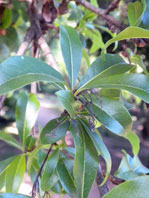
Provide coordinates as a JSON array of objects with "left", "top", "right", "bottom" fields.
[
  {"left": 41, "top": 149, "right": 60, "bottom": 191},
  {"left": 57, "top": 159, "right": 77, "bottom": 198},
  {"left": 0, "top": 56, "right": 64, "bottom": 96},
  {"left": 40, "top": 116, "right": 69, "bottom": 144},
  {"left": 60, "top": 25, "right": 82, "bottom": 89},
  {"left": 1, "top": 8, "right": 12, "bottom": 29},
  {"left": 56, "top": 90, "right": 79, "bottom": 118}
]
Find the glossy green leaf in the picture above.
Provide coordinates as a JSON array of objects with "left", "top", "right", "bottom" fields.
[
  {"left": 128, "top": 0, "right": 146, "bottom": 26},
  {"left": 0, "top": 194, "right": 31, "bottom": 198},
  {"left": 104, "top": 176, "right": 149, "bottom": 198},
  {"left": 57, "top": 159, "right": 77, "bottom": 198},
  {"left": 60, "top": 25, "right": 82, "bottom": 89},
  {"left": 71, "top": 120, "right": 98, "bottom": 198},
  {"left": 104, "top": 27, "right": 149, "bottom": 50},
  {"left": 70, "top": 121, "right": 85, "bottom": 198},
  {"left": 79, "top": 74, "right": 149, "bottom": 103},
  {"left": 1, "top": 8, "right": 12, "bottom": 29},
  {"left": 91, "top": 95, "right": 132, "bottom": 134},
  {"left": 100, "top": 89, "right": 121, "bottom": 99},
  {"left": 25, "top": 135, "right": 36, "bottom": 151},
  {"left": 56, "top": 90, "right": 79, "bottom": 118},
  {"left": 5, "top": 155, "right": 25, "bottom": 193},
  {"left": 16, "top": 92, "right": 40, "bottom": 149},
  {"left": 78, "top": 53, "right": 133, "bottom": 89},
  {"left": 0, "top": 131, "right": 21, "bottom": 150},
  {"left": 126, "top": 132, "right": 140, "bottom": 155},
  {"left": 80, "top": 119, "right": 111, "bottom": 186},
  {"left": 40, "top": 116, "right": 69, "bottom": 144},
  {"left": 41, "top": 149, "right": 60, "bottom": 191},
  {"left": 0, "top": 56, "right": 64, "bottom": 96}
]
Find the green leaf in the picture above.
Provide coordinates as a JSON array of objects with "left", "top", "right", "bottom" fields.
[
  {"left": 41, "top": 149, "right": 60, "bottom": 191},
  {"left": 79, "top": 74, "right": 149, "bottom": 103},
  {"left": 0, "top": 56, "right": 64, "bottom": 96},
  {"left": 40, "top": 116, "right": 69, "bottom": 144},
  {"left": 56, "top": 90, "right": 79, "bottom": 118},
  {"left": 103, "top": 176, "right": 149, "bottom": 198},
  {"left": 0, "top": 156, "right": 16, "bottom": 176},
  {"left": 104, "top": 27, "right": 149, "bottom": 50},
  {"left": 16, "top": 92, "right": 40, "bottom": 149},
  {"left": 5, "top": 155, "right": 25, "bottom": 193},
  {"left": 115, "top": 151, "right": 149, "bottom": 180},
  {"left": 91, "top": 95, "right": 132, "bottom": 134},
  {"left": 80, "top": 119, "right": 111, "bottom": 186},
  {"left": 60, "top": 25, "right": 82, "bottom": 89},
  {"left": 78, "top": 53, "right": 133, "bottom": 89},
  {"left": 128, "top": 0, "right": 146, "bottom": 26},
  {"left": 0, "top": 171, "right": 5, "bottom": 190},
  {"left": 25, "top": 135, "right": 36, "bottom": 151},
  {"left": 1, "top": 8, "right": 12, "bottom": 29},
  {"left": 0, "top": 194, "right": 31, "bottom": 198},
  {"left": 83, "top": 28, "right": 104, "bottom": 53},
  {"left": 57, "top": 159, "right": 77, "bottom": 198},
  {"left": 70, "top": 121, "right": 85, "bottom": 198},
  {"left": 0, "top": 131, "right": 21, "bottom": 150},
  {"left": 126, "top": 132, "right": 140, "bottom": 155},
  {"left": 71, "top": 120, "right": 98, "bottom": 198}
]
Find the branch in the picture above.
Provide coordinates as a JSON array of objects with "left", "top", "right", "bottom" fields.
[
  {"left": 32, "top": 144, "right": 54, "bottom": 198},
  {"left": 104, "top": 0, "right": 120, "bottom": 15},
  {"left": 38, "top": 36, "right": 60, "bottom": 72},
  {"left": 75, "top": 0, "right": 125, "bottom": 29}
]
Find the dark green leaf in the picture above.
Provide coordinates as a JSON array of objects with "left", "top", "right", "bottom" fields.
[
  {"left": 79, "top": 74, "right": 149, "bottom": 103},
  {"left": 80, "top": 119, "right": 111, "bottom": 186},
  {"left": 41, "top": 149, "right": 60, "bottom": 191},
  {"left": 0, "top": 194, "right": 31, "bottom": 198},
  {"left": 0, "top": 156, "right": 16, "bottom": 176},
  {"left": 1, "top": 8, "right": 12, "bottom": 29},
  {"left": 57, "top": 159, "right": 77, "bottom": 198},
  {"left": 5, "top": 155, "right": 25, "bottom": 193},
  {"left": 78, "top": 53, "right": 133, "bottom": 89},
  {"left": 0, "top": 131, "right": 21, "bottom": 150},
  {"left": 0, "top": 56, "right": 64, "bottom": 96},
  {"left": 104, "top": 176, "right": 149, "bottom": 198},
  {"left": 40, "top": 117, "right": 69, "bottom": 144},
  {"left": 71, "top": 120, "right": 98, "bottom": 198},
  {"left": 91, "top": 95, "right": 132, "bottom": 134},
  {"left": 16, "top": 91, "right": 40, "bottom": 148},
  {"left": 60, "top": 25, "right": 82, "bottom": 89}
]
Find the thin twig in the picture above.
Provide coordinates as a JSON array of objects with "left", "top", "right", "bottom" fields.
[
  {"left": 0, "top": 96, "right": 5, "bottom": 111},
  {"left": 75, "top": 0, "right": 125, "bottom": 29},
  {"left": 104, "top": 0, "right": 120, "bottom": 15},
  {"left": 32, "top": 144, "right": 54, "bottom": 198},
  {"left": 38, "top": 36, "right": 60, "bottom": 71},
  {"left": 96, "top": 164, "right": 109, "bottom": 197}
]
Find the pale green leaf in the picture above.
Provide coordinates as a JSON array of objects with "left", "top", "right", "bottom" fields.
[
  {"left": 126, "top": 132, "right": 140, "bottom": 155},
  {"left": 104, "top": 27, "right": 149, "bottom": 50}
]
